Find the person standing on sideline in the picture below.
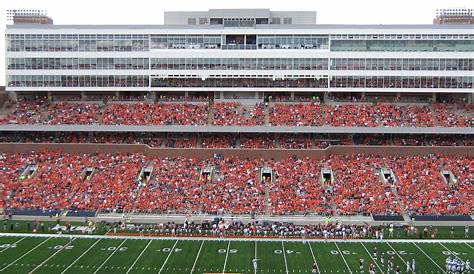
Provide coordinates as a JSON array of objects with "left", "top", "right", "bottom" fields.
[{"left": 252, "top": 258, "right": 260, "bottom": 273}]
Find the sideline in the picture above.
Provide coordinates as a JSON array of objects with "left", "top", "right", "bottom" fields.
[{"left": 0, "top": 232, "right": 474, "bottom": 243}]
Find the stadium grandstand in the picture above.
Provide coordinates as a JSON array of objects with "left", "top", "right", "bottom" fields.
[
  {"left": 1, "top": 7, "right": 473, "bottom": 219},
  {"left": 0, "top": 8, "right": 473, "bottom": 274}
]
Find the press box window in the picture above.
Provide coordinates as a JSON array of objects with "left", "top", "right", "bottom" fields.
[
  {"left": 188, "top": 18, "right": 196, "bottom": 25},
  {"left": 199, "top": 17, "right": 209, "bottom": 25}
]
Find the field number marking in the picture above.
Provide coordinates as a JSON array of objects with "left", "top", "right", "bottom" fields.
[
  {"left": 274, "top": 249, "right": 301, "bottom": 254},
  {"left": 218, "top": 248, "right": 238, "bottom": 254},
  {"left": 100, "top": 246, "right": 128, "bottom": 251},
  {"left": 156, "top": 247, "right": 182, "bottom": 253},
  {"left": 330, "top": 250, "right": 357, "bottom": 255},
  {"left": 0, "top": 243, "right": 17, "bottom": 249},
  {"left": 48, "top": 245, "right": 74, "bottom": 250},
  {"left": 441, "top": 250, "right": 468, "bottom": 256}
]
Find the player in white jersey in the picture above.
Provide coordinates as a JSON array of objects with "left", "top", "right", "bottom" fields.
[
  {"left": 252, "top": 258, "right": 259, "bottom": 273},
  {"left": 387, "top": 258, "right": 394, "bottom": 272},
  {"left": 446, "top": 257, "right": 452, "bottom": 272},
  {"left": 411, "top": 258, "right": 415, "bottom": 273},
  {"left": 447, "top": 260, "right": 454, "bottom": 273},
  {"left": 406, "top": 260, "right": 411, "bottom": 273},
  {"left": 301, "top": 228, "right": 307, "bottom": 244},
  {"left": 369, "top": 263, "right": 376, "bottom": 274},
  {"left": 466, "top": 259, "right": 471, "bottom": 273},
  {"left": 456, "top": 262, "right": 462, "bottom": 273}
]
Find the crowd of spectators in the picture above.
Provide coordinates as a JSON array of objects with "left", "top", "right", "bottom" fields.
[
  {"left": 134, "top": 157, "right": 206, "bottom": 214},
  {"left": 115, "top": 220, "right": 389, "bottom": 240},
  {"left": 2, "top": 152, "right": 471, "bottom": 216},
  {"left": 46, "top": 102, "right": 101, "bottom": 125},
  {"left": 2, "top": 151, "right": 146, "bottom": 212},
  {"left": 167, "top": 137, "right": 197, "bottom": 148},
  {"left": 270, "top": 103, "right": 325, "bottom": 126},
  {"left": 433, "top": 103, "right": 473, "bottom": 127},
  {"left": 280, "top": 137, "right": 314, "bottom": 149},
  {"left": 328, "top": 155, "right": 401, "bottom": 215},
  {"left": 0, "top": 99, "right": 46, "bottom": 124},
  {"left": 268, "top": 103, "right": 470, "bottom": 127},
  {"left": 324, "top": 104, "right": 436, "bottom": 127},
  {"left": 102, "top": 102, "right": 209, "bottom": 126},
  {"left": 201, "top": 135, "right": 236, "bottom": 148},
  {"left": 269, "top": 157, "right": 329, "bottom": 215},
  {"left": 212, "top": 102, "right": 265, "bottom": 126},
  {"left": 0, "top": 132, "right": 472, "bottom": 148},
  {"left": 388, "top": 154, "right": 473, "bottom": 216},
  {"left": 1, "top": 99, "right": 472, "bottom": 127},
  {"left": 240, "top": 136, "right": 276, "bottom": 149}
]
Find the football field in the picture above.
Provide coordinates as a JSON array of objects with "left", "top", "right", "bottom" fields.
[{"left": 0, "top": 234, "right": 472, "bottom": 274}]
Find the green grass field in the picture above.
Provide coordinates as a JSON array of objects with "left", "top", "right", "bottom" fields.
[{"left": 0, "top": 235, "right": 472, "bottom": 274}]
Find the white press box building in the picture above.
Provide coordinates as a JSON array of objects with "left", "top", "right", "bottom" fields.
[{"left": 5, "top": 9, "right": 474, "bottom": 100}]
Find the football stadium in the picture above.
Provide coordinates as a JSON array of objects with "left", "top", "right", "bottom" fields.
[{"left": 0, "top": 6, "right": 473, "bottom": 274}]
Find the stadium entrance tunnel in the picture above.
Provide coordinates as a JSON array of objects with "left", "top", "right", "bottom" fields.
[
  {"left": 81, "top": 167, "right": 95, "bottom": 180},
  {"left": 200, "top": 166, "right": 214, "bottom": 181},
  {"left": 380, "top": 168, "right": 396, "bottom": 185},
  {"left": 321, "top": 168, "right": 333, "bottom": 184},
  {"left": 139, "top": 166, "right": 153, "bottom": 182},
  {"left": 260, "top": 167, "right": 273, "bottom": 182},
  {"left": 20, "top": 164, "right": 38, "bottom": 179},
  {"left": 441, "top": 170, "right": 458, "bottom": 187}
]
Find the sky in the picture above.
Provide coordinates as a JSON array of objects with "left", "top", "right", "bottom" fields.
[{"left": 1, "top": 0, "right": 473, "bottom": 85}]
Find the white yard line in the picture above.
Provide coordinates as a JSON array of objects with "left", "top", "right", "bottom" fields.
[
  {"left": 0, "top": 237, "right": 25, "bottom": 253},
  {"left": 92, "top": 239, "right": 127, "bottom": 274},
  {"left": 157, "top": 239, "right": 178, "bottom": 274},
  {"left": 0, "top": 237, "right": 51, "bottom": 272},
  {"left": 254, "top": 241, "right": 257, "bottom": 260},
  {"left": 386, "top": 242, "right": 407, "bottom": 264},
  {"left": 190, "top": 240, "right": 204, "bottom": 274},
  {"left": 439, "top": 242, "right": 464, "bottom": 261},
  {"left": 465, "top": 242, "right": 474, "bottom": 250},
  {"left": 60, "top": 238, "right": 102, "bottom": 274},
  {"left": 281, "top": 241, "right": 289, "bottom": 274},
  {"left": 254, "top": 241, "right": 258, "bottom": 274},
  {"left": 307, "top": 242, "right": 321, "bottom": 273},
  {"left": 360, "top": 242, "right": 384, "bottom": 274},
  {"left": 126, "top": 239, "right": 152, "bottom": 274},
  {"left": 413, "top": 242, "right": 446, "bottom": 273},
  {"left": 222, "top": 241, "right": 231, "bottom": 274},
  {"left": 27, "top": 238, "right": 76, "bottom": 274},
  {"left": 334, "top": 242, "right": 353, "bottom": 274}
]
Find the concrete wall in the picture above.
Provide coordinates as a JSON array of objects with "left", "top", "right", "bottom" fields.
[{"left": 0, "top": 143, "right": 472, "bottom": 159}]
